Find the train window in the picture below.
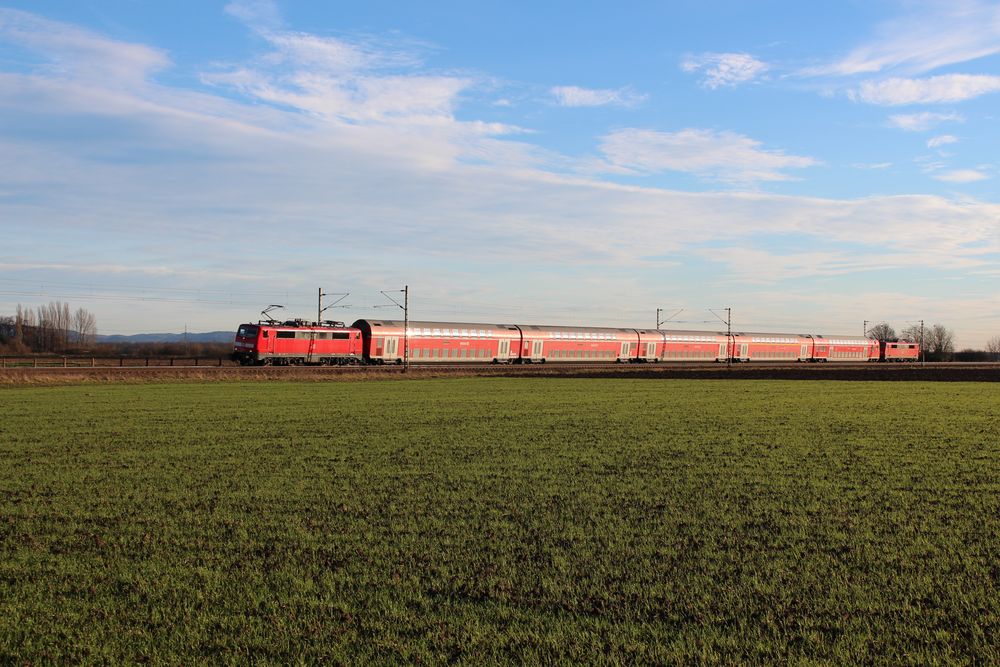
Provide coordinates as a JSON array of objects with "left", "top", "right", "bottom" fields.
[
  {"left": 263, "top": 330, "right": 269, "bottom": 338},
  {"left": 332, "top": 332, "right": 349, "bottom": 340},
  {"left": 277, "top": 331, "right": 295, "bottom": 339}
]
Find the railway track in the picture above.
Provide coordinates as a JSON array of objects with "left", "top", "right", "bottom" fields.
[{"left": 3, "top": 361, "right": 999, "bottom": 384}]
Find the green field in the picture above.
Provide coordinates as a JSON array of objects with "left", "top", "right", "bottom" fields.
[{"left": 1, "top": 379, "right": 998, "bottom": 663}]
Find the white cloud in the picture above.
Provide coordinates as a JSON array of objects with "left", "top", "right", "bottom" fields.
[
  {"left": 933, "top": 169, "right": 990, "bottom": 183},
  {"left": 0, "top": 8, "right": 169, "bottom": 85},
  {"left": 681, "top": 52, "right": 768, "bottom": 88},
  {"left": 854, "top": 74, "right": 1000, "bottom": 105},
  {"left": 852, "top": 162, "right": 893, "bottom": 170},
  {"left": 598, "top": 128, "right": 817, "bottom": 183},
  {"left": 809, "top": 1, "right": 1000, "bottom": 76},
  {"left": 927, "top": 134, "right": 959, "bottom": 148},
  {"left": 224, "top": 0, "right": 282, "bottom": 30},
  {"left": 550, "top": 85, "right": 646, "bottom": 108},
  {"left": 887, "top": 111, "right": 964, "bottom": 131}
]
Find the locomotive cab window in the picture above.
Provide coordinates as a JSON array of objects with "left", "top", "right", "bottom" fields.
[{"left": 277, "top": 331, "right": 294, "bottom": 339}]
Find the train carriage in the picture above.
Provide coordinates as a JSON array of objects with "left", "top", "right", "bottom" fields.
[
  {"left": 730, "top": 333, "right": 814, "bottom": 362},
  {"left": 352, "top": 320, "right": 521, "bottom": 364},
  {"left": 518, "top": 325, "right": 638, "bottom": 363},
  {"left": 810, "top": 335, "right": 878, "bottom": 362},
  {"left": 660, "top": 330, "right": 731, "bottom": 362}
]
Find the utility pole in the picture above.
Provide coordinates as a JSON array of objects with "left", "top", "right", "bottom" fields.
[
  {"left": 656, "top": 308, "right": 662, "bottom": 330},
  {"left": 726, "top": 308, "right": 732, "bottom": 368},
  {"left": 376, "top": 286, "right": 409, "bottom": 372},
  {"left": 920, "top": 319, "right": 925, "bottom": 367},
  {"left": 863, "top": 320, "right": 868, "bottom": 338}
]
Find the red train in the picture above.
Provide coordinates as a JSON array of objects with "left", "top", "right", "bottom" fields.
[
  {"left": 232, "top": 318, "right": 920, "bottom": 365},
  {"left": 232, "top": 320, "right": 363, "bottom": 366}
]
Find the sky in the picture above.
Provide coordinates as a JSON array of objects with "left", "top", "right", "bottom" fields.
[{"left": 1, "top": 1, "right": 999, "bottom": 346}]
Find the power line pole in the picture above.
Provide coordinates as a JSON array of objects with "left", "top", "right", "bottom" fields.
[
  {"left": 656, "top": 308, "right": 662, "bottom": 330},
  {"left": 863, "top": 320, "right": 868, "bottom": 338},
  {"left": 404, "top": 285, "right": 409, "bottom": 371},
  {"left": 726, "top": 308, "right": 732, "bottom": 368},
  {"left": 920, "top": 319, "right": 925, "bottom": 367}
]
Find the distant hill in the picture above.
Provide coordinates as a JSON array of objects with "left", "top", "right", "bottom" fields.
[{"left": 96, "top": 331, "right": 233, "bottom": 344}]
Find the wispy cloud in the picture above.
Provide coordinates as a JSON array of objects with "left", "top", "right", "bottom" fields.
[
  {"left": 0, "top": 7, "right": 169, "bottom": 85},
  {"left": 887, "top": 111, "right": 964, "bottom": 131},
  {"left": 598, "top": 128, "right": 817, "bottom": 183},
  {"left": 852, "top": 162, "right": 892, "bottom": 170},
  {"left": 681, "top": 52, "right": 768, "bottom": 88},
  {"left": 933, "top": 169, "right": 990, "bottom": 183},
  {"left": 550, "top": 85, "right": 646, "bottom": 108},
  {"left": 927, "top": 134, "right": 958, "bottom": 148},
  {"left": 853, "top": 74, "right": 1000, "bottom": 105},
  {"left": 224, "top": 0, "right": 282, "bottom": 30},
  {"left": 807, "top": 1, "right": 1000, "bottom": 76}
]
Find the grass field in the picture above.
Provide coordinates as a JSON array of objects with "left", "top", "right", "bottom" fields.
[{"left": 1, "top": 378, "right": 998, "bottom": 663}]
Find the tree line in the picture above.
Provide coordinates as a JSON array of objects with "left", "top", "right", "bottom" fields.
[
  {"left": 0, "top": 302, "right": 97, "bottom": 354},
  {"left": 867, "top": 322, "right": 1000, "bottom": 362},
  {"left": 0, "top": 301, "right": 231, "bottom": 357}
]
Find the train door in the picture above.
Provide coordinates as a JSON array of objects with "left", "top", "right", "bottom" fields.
[
  {"left": 497, "top": 338, "right": 510, "bottom": 362},
  {"left": 646, "top": 342, "right": 656, "bottom": 359},
  {"left": 374, "top": 336, "right": 384, "bottom": 359},
  {"left": 619, "top": 341, "right": 629, "bottom": 360},
  {"left": 385, "top": 337, "right": 398, "bottom": 361},
  {"left": 740, "top": 343, "right": 749, "bottom": 359},
  {"left": 718, "top": 343, "right": 726, "bottom": 360},
  {"left": 532, "top": 340, "right": 543, "bottom": 360},
  {"left": 800, "top": 344, "right": 809, "bottom": 360}
]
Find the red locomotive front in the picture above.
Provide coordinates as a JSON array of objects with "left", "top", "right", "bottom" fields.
[{"left": 231, "top": 320, "right": 363, "bottom": 365}]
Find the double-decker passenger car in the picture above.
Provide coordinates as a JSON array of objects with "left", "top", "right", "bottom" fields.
[
  {"left": 728, "top": 333, "right": 812, "bottom": 362},
  {"left": 352, "top": 320, "right": 521, "bottom": 364},
  {"left": 807, "top": 335, "right": 880, "bottom": 362},
  {"left": 516, "top": 324, "right": 640, "bottom": 363},
  {"left": 231, "top": 320, "right": 363, "bottom": 365}
]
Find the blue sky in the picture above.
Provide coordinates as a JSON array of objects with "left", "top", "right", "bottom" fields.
[{"left": 1, "top": 1, "right": 999, "bottom": 345}]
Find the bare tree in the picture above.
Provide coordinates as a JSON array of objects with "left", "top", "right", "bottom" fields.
[
  {"left": 901, "top": 323, "right": 955, "bottom": 361},
  {"left": 10, "top": 302, "right": 97, "bottom": 352},
  {"left": 928, "top": 324, "right": 955, "bottom": 361},
  {"left": 986, "top": 336, "right": 1000, "bottom": 361},
  {"left": 73, "top": 308, "right": 98, "bottom": 347},
  {"left": 867, "top": 322, "right": 896, "bottom": 341}
]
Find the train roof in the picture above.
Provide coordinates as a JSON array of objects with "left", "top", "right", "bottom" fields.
[{"left": 352, "top": 320, "right": 521, "bottom": 335}]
